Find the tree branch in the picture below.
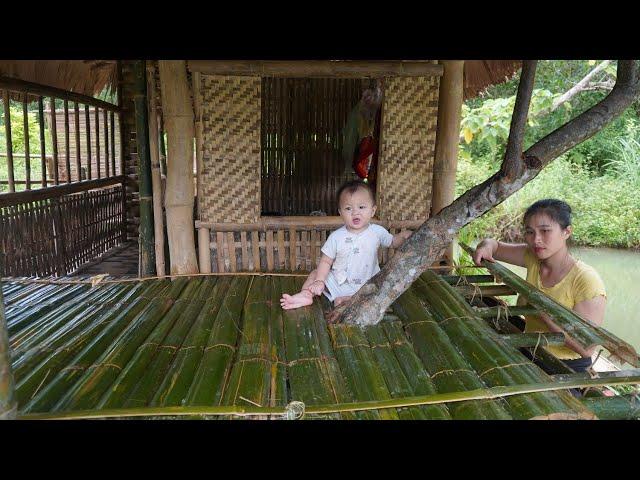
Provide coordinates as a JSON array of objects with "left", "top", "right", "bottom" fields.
[{"left": 341, "top": 60, "right": 640, "bottom": 327}]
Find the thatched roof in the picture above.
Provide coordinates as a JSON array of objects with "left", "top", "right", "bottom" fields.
[
  {"left": 0, "top": 60, "right": 116, "bottom": 97},
  {"left": 464, "top": 60, "right": 521, "bottom": 99},
  {"left": 0, "top": 59, "right": 519, "bottom": 101}
]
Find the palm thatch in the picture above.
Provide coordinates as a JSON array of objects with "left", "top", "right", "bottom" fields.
[
  {"left": 0, "top": 60, "right": 116, "bottom": 98},
  {"left": 464, "top": 60, "right": 521, "bottom": 99}
]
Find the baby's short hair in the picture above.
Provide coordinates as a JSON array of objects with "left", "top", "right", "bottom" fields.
[{"left": 337, "top": 180, "right": 376, "bottom": 205}]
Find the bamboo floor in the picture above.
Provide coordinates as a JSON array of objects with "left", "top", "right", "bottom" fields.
[{"left": 3, "top": 271, "right": 639, "bottom": 420}]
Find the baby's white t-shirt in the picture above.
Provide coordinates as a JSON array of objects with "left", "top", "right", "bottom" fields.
[{"left": 320, "top": 224, "right": 394, "bottom": 300}]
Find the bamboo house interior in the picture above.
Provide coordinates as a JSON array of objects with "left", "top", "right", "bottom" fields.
[{"left": 1, "top": 60, "right": 639, "bottom": 420}]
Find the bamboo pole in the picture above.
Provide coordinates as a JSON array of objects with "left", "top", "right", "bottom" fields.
[
  {"left": 0, "top": 287, "right": 17, "bottom": 419},
  {"left": 431, "top": 60, "right": 464, "bottom": 265},
  {"left": 2, "top": 90, "right": 15, "bottom": 192},
  {"left": 158, "top": 60, "right": 199, "bottom": 275},
  {"left": 22, "top": 96, "right": 31, "bottom": 190},
  {"left": 581, "top": 394, "right": 640, "bottom": 420},
  {"left": 63, "top": 100, "right": 71, "bottom": 183},
  {"left": 74, "top": 103, "right": 81, "bottom": 181},
  {"left": 84, "top": 105, "right": 92, "bottom": 180},
  {"left": 94, "top": 106, "right": 100, "bottom": 179},
  {"left": 38, "top": 97, "right": 47, "bottom": 187},
  {"left": 49, "top": 98, "right": 59, "bottom": 185},
  {"left": 146, "top": 61, "right": 166, "bottom": 278},
  {"left": 198, "top": 227, "right": 211, "bottom": 273},
  {"left": 133, "top": 60, "right": 156, "bottom": 277}
]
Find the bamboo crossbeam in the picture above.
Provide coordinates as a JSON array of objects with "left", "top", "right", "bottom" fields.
[
  {"left": 196, "top": 217, "right": 422, "bottom": 231},
  {"left": 457, "top": 285, "right": 517, "bottom": 297},
  {"left": 17, "top": 373, "right": 640, "bottom": 420},
  {"left": 499, "top": 333, "right": 566, "bottom": 348},
  {"left": 0, "top": 76, "right": 120, "bottom": 112},
  {"left": 0, "top": 175, "right": 126, "bottom": 208},
  {"left": 442, "top": 275, "right": 495, "bottom": 285},
  {"left": 475, "top": 306, "right": 538, "bottom": 318},
  {"left": 188, "top": 60, "right": 443, "bottom": 78},
  {"left": 460, "top": 243, "right": 640, "bottom": 367}
]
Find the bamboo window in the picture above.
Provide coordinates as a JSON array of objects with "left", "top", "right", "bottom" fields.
[{"left": 260, "top": 78, "right": 363, "bottom": 216}]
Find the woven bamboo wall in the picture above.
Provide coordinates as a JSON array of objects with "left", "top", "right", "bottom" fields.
[
  {"left": 198, "top": 75, "right": 262, "bottom": 224},
  {"left": 376, "top": 76, "right": 440, "bottom": 221}
]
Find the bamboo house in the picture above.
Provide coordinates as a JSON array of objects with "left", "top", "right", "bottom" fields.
[{"left": 1, "top": 60, "right": 639, "bottom": 420}]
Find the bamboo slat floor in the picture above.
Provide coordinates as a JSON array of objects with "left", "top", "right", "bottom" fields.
[{"left": 2, "top": 274, "right": 639, "bottom": 420}]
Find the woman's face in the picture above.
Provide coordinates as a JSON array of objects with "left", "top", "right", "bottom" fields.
[{"left": 524, "top": 212, "right": 572, "bottom": 260}]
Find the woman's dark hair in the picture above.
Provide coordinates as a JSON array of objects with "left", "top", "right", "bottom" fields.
[
  {"left": 337, "top": 180, "right": 376, "bottom": 205},
  {"left": 523, "top": 199, "right": 572, "bottom": 229}
]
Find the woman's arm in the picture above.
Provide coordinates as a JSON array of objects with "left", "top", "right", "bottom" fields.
[
  {"left": 473, "top": 238, "right": 528, "bottom": 267},
  {"left": 391, "top": 230, "right": 412, "bottom": 248}
]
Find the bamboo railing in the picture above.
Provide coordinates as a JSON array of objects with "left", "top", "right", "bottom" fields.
[
  {"left": 0, "top": 76, "right": 127, "bottom": 278},
  {"left": 196, "top": 217, "right": 422, "bottom": 273},
  {"left": 0, "top": 75, "right": 122, "bottom": 192}
]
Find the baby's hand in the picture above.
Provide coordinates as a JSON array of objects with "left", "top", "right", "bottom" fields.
[{"left": 308, "top": 279, "right": 325, "bottom": 296}]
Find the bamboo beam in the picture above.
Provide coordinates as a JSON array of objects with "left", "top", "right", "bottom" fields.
[
  {"left": 431, "top": 60, "right": 464, "bottom": 265},
  {"left": 133, "top": 60, "right": 156, "bottom": 277},
  {"left": 2, "top": 90, "right": 15, "bottom": 192},
  {"left": 0, "top": 287, "right": 17, "bottom": 419},
  {"left": 188, "top": 60, "right": 443, "bottom": 78},
  {"left": 0, "top": 176, "right": 126, "bottom": 208},
  {"left": 0, "top": 76, "right": 120, "bottom": 112},
  {"left": 195, "top": 217, "right": 423, "bottom": 231},
  {"left": 158, "top": 60, "right": 199, "bottom": 275},
  {"left": 146, "top": 61, "right": 166, "bottom": 278},
  {"left": 499, "top": 332, "right": 566, "bottom": 348},
  {"left": 475, "top": 305, "right": 538, "bottom": 318}
]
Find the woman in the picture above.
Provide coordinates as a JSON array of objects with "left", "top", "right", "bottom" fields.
[{"left": 473, "top": 199, "right": 607, "bottom": 373}]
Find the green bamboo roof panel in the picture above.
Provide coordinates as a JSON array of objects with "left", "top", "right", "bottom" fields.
[{"left": 2, "top": 274, "right": 639, "bottom": 420}]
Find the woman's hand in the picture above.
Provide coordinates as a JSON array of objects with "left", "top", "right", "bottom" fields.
[{"left": 472, "top": 240, "right": 497, "bottom": 266}]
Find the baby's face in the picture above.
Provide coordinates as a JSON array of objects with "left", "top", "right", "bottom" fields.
[{"left": 338, "top": 188, "right": 376, "bottom": 233}]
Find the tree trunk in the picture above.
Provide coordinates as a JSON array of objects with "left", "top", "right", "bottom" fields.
[
  {"left": 158, "top": 61, "right": 199, "bottom": 275},
  {"left": 342, "top": 60, "right": 640, "bottom": 326}
]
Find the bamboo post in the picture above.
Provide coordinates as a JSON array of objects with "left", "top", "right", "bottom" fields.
[
  {"left": 22, "top": 96, "right": 31, "bottom": 190},
  {"left": 49, "top": 98, "right": 59, "bottom": 185},
  {"left": 146, "top": 61, "right": 166, "bottom": 278},
  {"left": 431, "top": 60, "right": 464, "bottom": 265},
  {"left": 38, "top": 97, "right": 47, "bottom": 187},
  {"left": 63, "top": 100, "right": 71, "bottom": 183},
  {"left": 158, "top": 60, "right": 199, "bottom": 275},
  {"left": 158, "top": 113, "right": 167, "bottom": 176},
  {"left": 95, "top": 106, "right": 101, "bottom": 178},
  {"left": 74, "top": 103, "right": 81, "bottom": 181},
  {"left": 0, "top": 286, "right": 17, "bottom": 419},
  {"left": 133, "top": 60, "right": 156, "bottom": 277},
  {"left": 85, "top": 105, "right": 92, "bottom": 180},
  {"left": 2, "top": 90, "right": 15, "bottom": 192},
  {"left": 198, "top": 227, "right": 211, "bottom": 273}
]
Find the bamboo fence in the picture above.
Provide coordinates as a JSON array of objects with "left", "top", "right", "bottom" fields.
[{"left": 3, "top": 273, "right": 638, "bottom": 420}]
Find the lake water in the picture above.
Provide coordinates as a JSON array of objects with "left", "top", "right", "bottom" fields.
[{"left": 502, "top": 247, "right": 640, "bottom": 352}]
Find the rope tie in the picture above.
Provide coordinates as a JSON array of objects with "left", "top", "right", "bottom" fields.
[{"left": 283, "top": 401, "right": 305, "bottom": 420}]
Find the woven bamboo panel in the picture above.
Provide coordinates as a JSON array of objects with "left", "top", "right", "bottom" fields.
[
  {"left": 199, "top": 75, "right": 261, "bottom": 223},
  {"left": 376, "top": 76, "right": 439, "bottom": 221}
]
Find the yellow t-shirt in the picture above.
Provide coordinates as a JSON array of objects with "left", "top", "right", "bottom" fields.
[{"left": 518, "top": 249, "right": 607, "bottom": 360}]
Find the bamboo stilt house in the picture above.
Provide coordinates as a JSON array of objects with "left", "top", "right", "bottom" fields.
[{"left": 1, "top": 59, "right": 639, "bottom": 421}]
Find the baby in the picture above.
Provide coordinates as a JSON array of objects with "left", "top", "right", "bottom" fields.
[{"left": 280, "top": 180, "right": 411, "bottom": 311}]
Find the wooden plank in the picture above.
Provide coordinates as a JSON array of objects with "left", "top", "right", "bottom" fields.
[
  {"left": 251, "top": 231, "right": 260, "bottom": 272},
  {"left": 266, "top": 230, "right": 274, "bottom": 271},
  {"left": 215, "top": 231, "right": 225, "bottom": 272},
  {"left": 227, "top": 232, "right": 236, "bottom": 272},
  {"left": 277, "top": 229, "right": 285, "bottom": 270},
  {"left": 289, "top": 228, "right": 297, "bottom": 271},
  {"left": 188, "top": 60, "right": 443, "bottom": 78},
  {"left": 240, "top": 231, "right": 249, "bottom": 271}
]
